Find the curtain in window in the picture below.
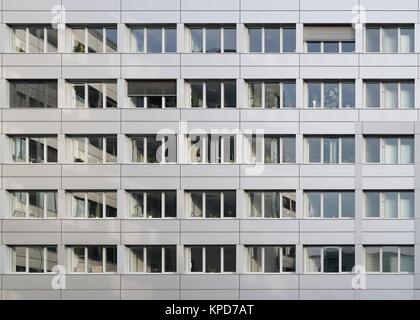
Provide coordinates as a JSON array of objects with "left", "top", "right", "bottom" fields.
[
  {"left": 400, "top": 138, "right": 414, "bottom": 164},
  {"left": 127, "top": 80, "right": 176, "bottom": 96},
  {"left": 250, "top": 192, "right": 262, "bottom": 217},
  {"left": 383, "top": 138, "right": 398, "bottom": 164},
  {"left": 303, "top": 26, "right": 355, "bottom": 41},
  {"left": 264, "top": 137, "right": 279, "bottom": 163},
  {"left": 400, "top": 192, "right": 414, "bottom": 218},
  {"left": 365, "top": 247, "right": 380, "bottom": 272},
  {"left": 208, "top": 136, "right": 221, "bottom": 163},
  {"left": 383, "top": 82, "right": 398, "bottom": 108},
  {"left": 400, "top": 83, "right": 414, "bottom": 108},
  {"left": 383, "top": 192, "right": 398, "bottom": 218},
  {"left": 382, "top": 28, "right": 398, "bottom": 53},
  {"left": 400, "top": 28, "right": 414, "bottom": 53}
]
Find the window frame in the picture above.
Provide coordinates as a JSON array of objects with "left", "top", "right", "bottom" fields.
[
  {"left": 247, "top": 80, "right": 296, "bottom": 108},
  {"left": 130, "top": 135, "right": 177, "bottom": 164},
  {"left": 365, "top": 25, "right": 415, "bottom": 53},
  {"left": 305, "top": 40, "right": 355, "bottom": 53},
  {"left": 305, "top": 80, "right": 355, "bottom": 109},
  {"left": 130, "top": 25, "right": 177, "bottom": 53},
  {"left": 246, "top": 246, "right": 296, "bottom": 273},
  {"left": 9, "top": 80, "right": 58, "bottom": 108},
  {"left": 247, "top": 134, "right": 296, "bottom": 164},
  {"left": 306, "top": 136, "right": 355, "bottom": 164},
  {"left": 363, "top": 80, "right": 414, "bottom": 109},
  {"left": 11, "top": 190, "right": 58, "bottom": 219},
  {"left": 305, "top": 191, "right": 355, "bottom": 219},
  {"left": 188, "top": 80, "right": 236, "bottom": 108},
  {"left": 128, "top": 190, "right": 177, "bottom": 218},
  {"left": 364, "top": 136, "right": 414, "bottom": 164},
  {"left": 186, "top": 190, "right": 236, "bottom": 218},
  {"left": 364, "top": 191, "right": 414, "bottom": 219},
  {"left": 71, "top": 26, "right": 117, "bottom": 53},
  {"left": 12, "top": 26, "right": 58, "bottom": 53},
  {"left": 127, "top": 245, "right": 177, "bottom": 273},
  {"left": 11, "top": 246, "right": 58, "bottom": 273},
  {"left": 364, "top": 246, "right": 414, "bottom": 273},
  {"left": 185, "top": 245, "right": 236, "bottom": 273},
  {"left": 304, "top": 246, "right": 355, "bottom": 273},
  {"left": 69, "top": 191, "right": 117, "bottom": 219},
  {"left": 247, "top": 25, "right": 296, "bottom": 53},
  {"left": 247, "top": 191, "right": 296, "bottom": 218},
  {"left": 69, "top": 81, "right": 117, "bottom": 108},
  {"left": 69, "top": 135, "right": 118, "bottom": 163},
  {"left": 68, "top": 246, "right": 117, "bottom": 273},
  {"left": 187, "top": 134, "right": 236, "bottom": 164},
  {"left": 188, "top": 26, "right": 236, "bottom": 53},
  {"left": 11, "top": 136, "right": 58, "bottom": 164}
]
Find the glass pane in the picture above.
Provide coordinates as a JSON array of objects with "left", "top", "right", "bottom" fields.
[
  {"left": 400, "top": 138, "right": 414, "bottom": 164},
  {"left": 105, "top": 136, "right": 118, "bottom": 163},
  {"left": 264, "top": 136, "right": 280, "bottom": 163},
  {"left": 146, "top": 246, "right": 162, "bottom": 273},
  {"left": 323, "top": 192, "right": 339, "bottom": 218},
  {"left": 165, "top": 246, "right": 177, "bottom": 272},
  {"left": 341, "top": 247, "right": 355, "bottom": 272},
  {"left": 383, "top": 82, "right": 398, "bottom": 108},
  {"left": 87, "top": 28, "right": 103, "bottom": 53},
  {"left": 71, "top": 247, "right": 86, "bottom": 272},
  {"left": 206, "top": 192, "right": 221, "bottom": 218},
  {"left": 105, "top": 247, "right": 117, "bottom": 272},
  {"left": 46, "top": 82, "right": 57, "bottom": 108},
  {"left": 323, "top": 137, "right": 339, "bottom": 163},
  {"left": 88, "top": 137, "right": 103, "bottom": 163},
  {"left": 382, "top": 28, "right": 398, "bottom": 53},
  {"left": 282, "top": 193, "right": 296, "bottom": 218},
  {"left": 366, "top": 28, "right": 380, "bottom": 52},
  {"left": 146, "top": 135, "right": 162, "bottom": 163},
  {"left": 306, "top": 247, "right": 321, "bottom": 272},
  {"left": 72, "top": 192, "right": 86, "bottom": 217},
  {"left": 191, "top": 82, "right": 203, "bottom": 107},
  {"left": 223, "top": 246, "right": 236, "bottom": 272},
  {"left": 28, "top": 247, "right": 44, "bottom": 273},
  {"left": 206, "top": 28, "right": 221, "bottom": 53},
  {"left": 147, "top": 192, "right": 162, "bottom": 218},
  {"left": 366, "top": 82, "right": 380, "bottom": 108},
  {"left": 28, "top": 192, "right": 44, "bottom": 218},
  {"left": 190, "top": 247, "right": 203, "bottom": 272},
  {"left": 73, "top": 84, "right": 85, "bottom": 108},
  {"left": 129, "top": 192, "right": 144, "bottom": 218},
  {"left": 282, "top": 137, "right": 296, "bottom": 163},
  {"left": 366, "top": 247, "right": 380, "bottom": 272},
  {"left": 28, "top": 82, "right": 46, "bottom": 107},
  {"left": 400, "top": 247, "right": 414, "bottom": 272},
  {"left": 308, "top": 137, "right": 321, "bottom": 163},
  {"left": 132, "top": 137, "right": 144, "bottom": 162},
  {"left": 191, "top": 29, "right": 203, "bottom": 52},
  {"left": 87, "top": 83, "right": 103, "bottom": 108},
  {"left": 248, "top": 247, "right": 262, "bottom": 272},
  {"left": 28, "top": 137, "right": 44, "bottom": 163},
  {"left": 342, "top": 82, "right": 355, "bottom": 108},
  {"left": 10, "top": 81, "right": 28, "bottom": 108},
  {"left": 128, "top": 246, "right": 144, "bottom": 272},
  {"left": 307, "top": 82, "right": 321, "bottom": 108},
  {"left": 206, "top": 81, "right": 221, "bottom": 108},
  {"left": 73, "top": 28, "right": 86, "bottom": 52},
  {"left": 46, "top": 192, "right": 58, "bottom": 218},
  {"left": 223, "top": 191, "right": 236, "bottom": 218},
  {"left": 265, "top": 82, "right": 280, "bottom": 108},
  {"left": 307, "top": 41, "right": 321, "bottom": 52},
  {"left": 400, "top": 28, "right": 414, "bottom": 53},
  {"left": 223, "top": 28, "right": 236, "bottom": 52},
  {"left": 249, "top": 28, "right": 262, "bottom": 52},
  {"left": 323, "top": 248, "right": 339, "bottom": 273},
  {"left": 283, "top": 82, "right": 296, "bottom": 108},
  {"left": 249, "top": 192, "right": 262, "bottom": 217},
  {"left": 105, "top": 83, "right": 118, "bottom": 108},
  {"left": 342, "top": 41, "right": 355, "bottom": 53},
  {"left": 188, "top": 135, "right": 203, "bottom": 163},
  {"left": 147, "top": 28, "right": 162, "bottom": 53},
  {"left": 13, "top": 192, "right": 27, "bottom": 217},
  {"left": 87, "top": 247, "right": 103, "bottom": 273},
  {"left": 13, "top": 137, "right": 26, "bottom": 162},
  {"left": 164, "top": 135, "right": 177, "bottom": 163},
  {"left": 105, "top": 28, "right": 117, "bottom": 53},
  {"left": 341, "top": 192, "right": 355, "bottom": 218},
  {"left": 190, "top": 192, "right": 203, "bottom": 217},
  {"left": 283, "top": 246, "right": 296, "bottom": 272},
  {"left": 73, "top": 137, "right": 86, "bottom": 163},
  {"left": 264, "top": 247, "right": 280, "bottom": 272},
  {"left": 14, "top": 28, "right": 26, "bottom": 52},
  {"left": 105, "top": 192, "right": 117, "bottom": 218},
  {"left": 324, "top": 42, "right": 339, "bottom": 53},
  {"left": 249, "top": 82, "right": 262, "bottom": 108},
  {"left": 206, "top": 246, "right": 221, "bottom": 272},
  {"left": 365, "top": 192, "right": 380, "bottom": 217},
  {"left": 265, "top": 28, "right": 280, "bottom": 53},
  {"left": 87, "top": 192, "right": 102, "bottom": 218},
  {"left": 164, "top": 191, "right": 177, "bottom": 218},
  {"left": 366, "top": 137, "right": 380, "bottom": 163},
  {"left": 264, "top": 192, "right": 280, "bottom": 218},
  {"left": 307, "top": 192, "right": 321, "bottom": 217},
  {"left": 383, "top": 138, "right": 398, "bottom": 164},
  {"left": 28, "top": 27, "right": 44, "bottom": 53},
  {"left": 400, "top": 82, "right": 414, "bottom": 109},
  {"left": 382, "top": 246, "right": 398, "bottom": 272},
  {"left": 283, "top": 28, "right": 296, "bottom": 52},
  {"left": 14, "top": 247, "right": 27, "bottom": 272},
  {"left": 400, "top": 192, "right": 414, "bottom": 218},
  {"left": 323, "top": 82, "right": 339, "bottom": 108},
  {"left": 46, "top": 246, "right": 57, "bottom": 272},
  {"left": 164, "top": 28, "right": 177, "bottom": 52},
  {"left": 383, "top": 192, "right": 398, "bottom": 218},
  {"left": 131, "top": 28, "right": 144, "bottom": 52},
  {"left": 341, "top": 137, "right": 355, "bottom": 163},
  {"left": 224, "top": 81, "right": 236, "bottom": 108}
]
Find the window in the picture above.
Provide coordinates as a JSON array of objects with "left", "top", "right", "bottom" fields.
[
  {"left": 68, "top": 246, "right": 117, "bottom": 273},
  {"left": 11, "top": 246, "right": 58, "bottom": 273},
  {"left": 306, "top": 81, "right": 355, "bottom": 108},
  {"left": 70, "top": 191, "right": 117, "bottom": 218},
  {"left": 365, "top": 136, "right": 414, "bottom": 164},
  {"left": 247, "top": 246, "right": 295, "bottom": 272},
  {"left": 365, "top": 246, "right": 414, "bottom": 273},
  {"left": 186, "top": 191, "right": 236, "bottom": 218},
  {"left": 12, "top": 26, "right": 58, "bottom": 53},
  {"left": 248, "top": 191, "right": 296, "bottom": 218},
  {"left": 130, "top": 25, "right": 176, "bottom": 53},
  {"left": 365, "top": 191, "right": 414, "bottom": 218},
  {"left": 248, "top": 26, "right": 296, "bottom": 53},
  {"left": 364, "top": 81, "right": 414, "bottom": 109},
  {"left": 187, "top": 134, "right": 236, "bottom": 163},
  {"left": 189, "top": 80, "right": 236, "bottom": 108},
  {"left": 247, "top": 135, "right": 296, "bottom": 163},
  {"left": 366, "top": 25, "right": 414, "bottom": 53},
  {"left": 9, "top": 80, "right": 57, "bottom": 108},
  {"left": 127, "top": 246, "right": 176, "bottom": 273},
  {"left": 127, "top": 80, "right": 176, "bottom": 108},
  {"left": 186, "top": 246, "right": 236, "bottom": 273},
  {"left": 128, "top": 190, "right": 176, "bottom": 218},
  {"left": 11, "top": 136, "right": 57, "bottom": 163},
  {"left": 70, "top": 135, "right": 117, "bottom": 163},
  {"left": 248, "top": 81, "right": 296, "bottom": 108},
  {"left": 69, "top": 81, "right": 117, "bottom": 108},
  {"left": 72, "top": 26, "right": 117, "bottom": 53},
  {"left": 305, "top": 246, "right": 355, "bottom": 273},
  {"left": 306, "top": 191, "right": 355, "bottom": 218},
  {"left": 130, "top": 135, "right": 177, "bottom": 163},
  {"left": 304, "top": 25, "right": 355, "bottom": 53},
  {"left": 189, "top": 26, "right": 236, "bottom": 53},
  {"left": 306, "top": 136, "right": 355, "bottom": 163},
  {"left": 11, "top": 191, "right": 57, "bottom": 218}
]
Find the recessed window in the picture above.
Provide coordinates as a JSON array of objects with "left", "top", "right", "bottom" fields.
[
  {"left": 304, "top": 25, "right": 355, "bottom": 53},
  {"left": 69, "top": 81, "right": 117, "bottom": 108},
  {"left": 248, "top": 26, "right": 296, "bottom": 53},
  {"left": 365, "top": 246, "right": 414, "bottom": 273},
  {"left": 189, "top": 26, "right": 236, "bottom": 53},
  {"left": 189, "top": 80, "right": 236, "bottom": 108},
  {"left": 127, "top": 246, "right": 176, "bottom": 273},
  {"left": 130, "top": 25, "right": 176, "bottom": 53},
  {"left": 69, "top": 135, "right": 117, "bottom": 163},
  {"left": 247, "top": 135, "right": 296, "bottom": 163},
  {"left": 187, "top": 134, "right": 235, "bottom": 163},
  {"left": 71, "top": 26, "right": 117, "bottom": 53},
  {"left": 364, "top": 80, "right": 414, "bottom": 109},
  {"left": 306, "top": 136, "right": 355, "bottom": 164},
  {"left": 12, "top": 26, "right": 58, "bottom": 53},
  {"left": 305, "top": 246, "right": 355, "bottom": 273},
  {"left": 186, "top": 190, "right": 236, "bottom": 218},
  {"left": 248, "top": 191, "right": 296, "bottom": 218},
  {"left": 305, "top": 191, "right": 355, "bottom": 218},
  {"left": 68, "top": 246, "right": 117, "bottom": 273},
  {"left": 69, "top": 191, "right": 117, "bottom": 218},
  {"left": 11, "top": 246, "right": 57, "bottom": 273},
  {"left": 248, "top": 81, "right": 296, "bottom": 108},
  {"left": 366, "top": 25, "right": 414, "bottom": 53},
  {"left": 9, "top": 80, "right": 57, "bottom": 108},
  {"left": 365, "top": 136, "right": 414, "bottom": 164},
  {"left": 11, "top": 191, "right": 57, "bottom": 218},
  {"left": 128, "top": 80, "right": 176, "bottom": 108},
  {"left": 306, "top": 80, "right": 355, "bottom": 108},
  {"left": 186, "top": 246, "right": 236, "bottom": 273},
  {"left": 247, "top": 246, "right": 296, "bottom": 272},
  {"left": 128, "top": 190, "right": 176, "bottom": 218},
  {"left": 365, "top": 191, "right": 414, "bottom": 218},
  {"left": 11, "top": 136, "right": 57, "bottom": 163},
  {"left": 130, "top": 135, "right": 177, "bottom": 163}
]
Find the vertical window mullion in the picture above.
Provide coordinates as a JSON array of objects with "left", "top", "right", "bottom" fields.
[
  {"left": 162, "top": 247, "right": 166, "bottom": 272},
  {"left": 144, "top": 28, "right": 147, "bottom": 53},
  {"left": 320, "top": 248, "right": 324, "bottom": 273},
  {"left": 261, "top": 28, "right": 265, "bottom": 53},
  {"left": 320, "top": 137, "right": 324, "bottom": 163},
  {"left": 85, "top": 247, "right": 88, "bottom": 273},
  {"left": 26, "top": 191, "right": 29, "bottom": 218},
  {"left": 279, "top": 82, "right": 283, "bottom": 109},
  {"left": 320, "top": 83, "right": 324, "bottom": 108},
  {"left": 161, "top": 192, "right": 165, "bottom": 218},
  {"left": 261, "top": 247, "right": 265, "bottom": 273},
  {"left": 221, "top": 192, "right": 224, "bottom": 218},
  {"left": 25, "top": 247, "right": 29, "bottom": 273},
  {"left": 279, "top": 137, "right": 282, "bottom": 164},
  {"left": 279, "top": 27, "right": 282, "bottom": 53},
  {"left": 320, "top": 192, "right": 324, "bottom": 218},
  {"left": 203, "top": 28, "right": 206, "bottom": 53},
  {"left": 44, "top": 27, "right": 47, "bottom": 53},
  {"left": 102, "top": 137, "right": 106, "bottom": 163},
  {"left": 84, "top": 193, "right": 88, "bottom": 218},
  {"left": 261, "top": 82, "right": 265, "bottom": 109},
  {"left": 221, "top": 82, "right": 225, "bottom": 109},
  {"left": 102, "top": 193, "right": 106, "bottom": 218},
  {"left": 144, "top": 192, "right": 148, "bottom": 218},
  {"left": 221, "top": 247, "right": 224, "bottom": 273},
  {"left": 143, "top": 137, "right": 147, "bottom": 164},
  {"left": 161, "top": 137, "right": 165, "bottom": 164},
  {"left": 162, "top": 27, "right": 165, "bottom": 53},
  {"left": 203, "top": 82, "right": 206, "bottom": 108},
  {"left": 279, "top": 247, "right": 283, "bottom": 273},
  {"left": 279, "top": 192, "right": 282, "bottom": 218},
  {"left": 339, "top": 248, "right": 342, "bottom": 273},
  {"left": 379, "top": 247, "right": 383, "bottom": 273},
  {"left": 397, "top": 247, "right": 401, "bottom": 273},
  {"left": 202, "top": 247, "right": 206, "bottom": 273},
  {"left": 202, "top": 193, "right": 206, "bottom": 218},
  {"left": 221, "top": 27, "right": 224, "bottom": 53},
  {"left": 43, "top": 192, "right": 47, "bottom": 218},
  {"left": 261, "top": 193, "right": 265, "bottom": 218},
  {"left": 25, "top": 138, "right": 29, "bottom": 164}
]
